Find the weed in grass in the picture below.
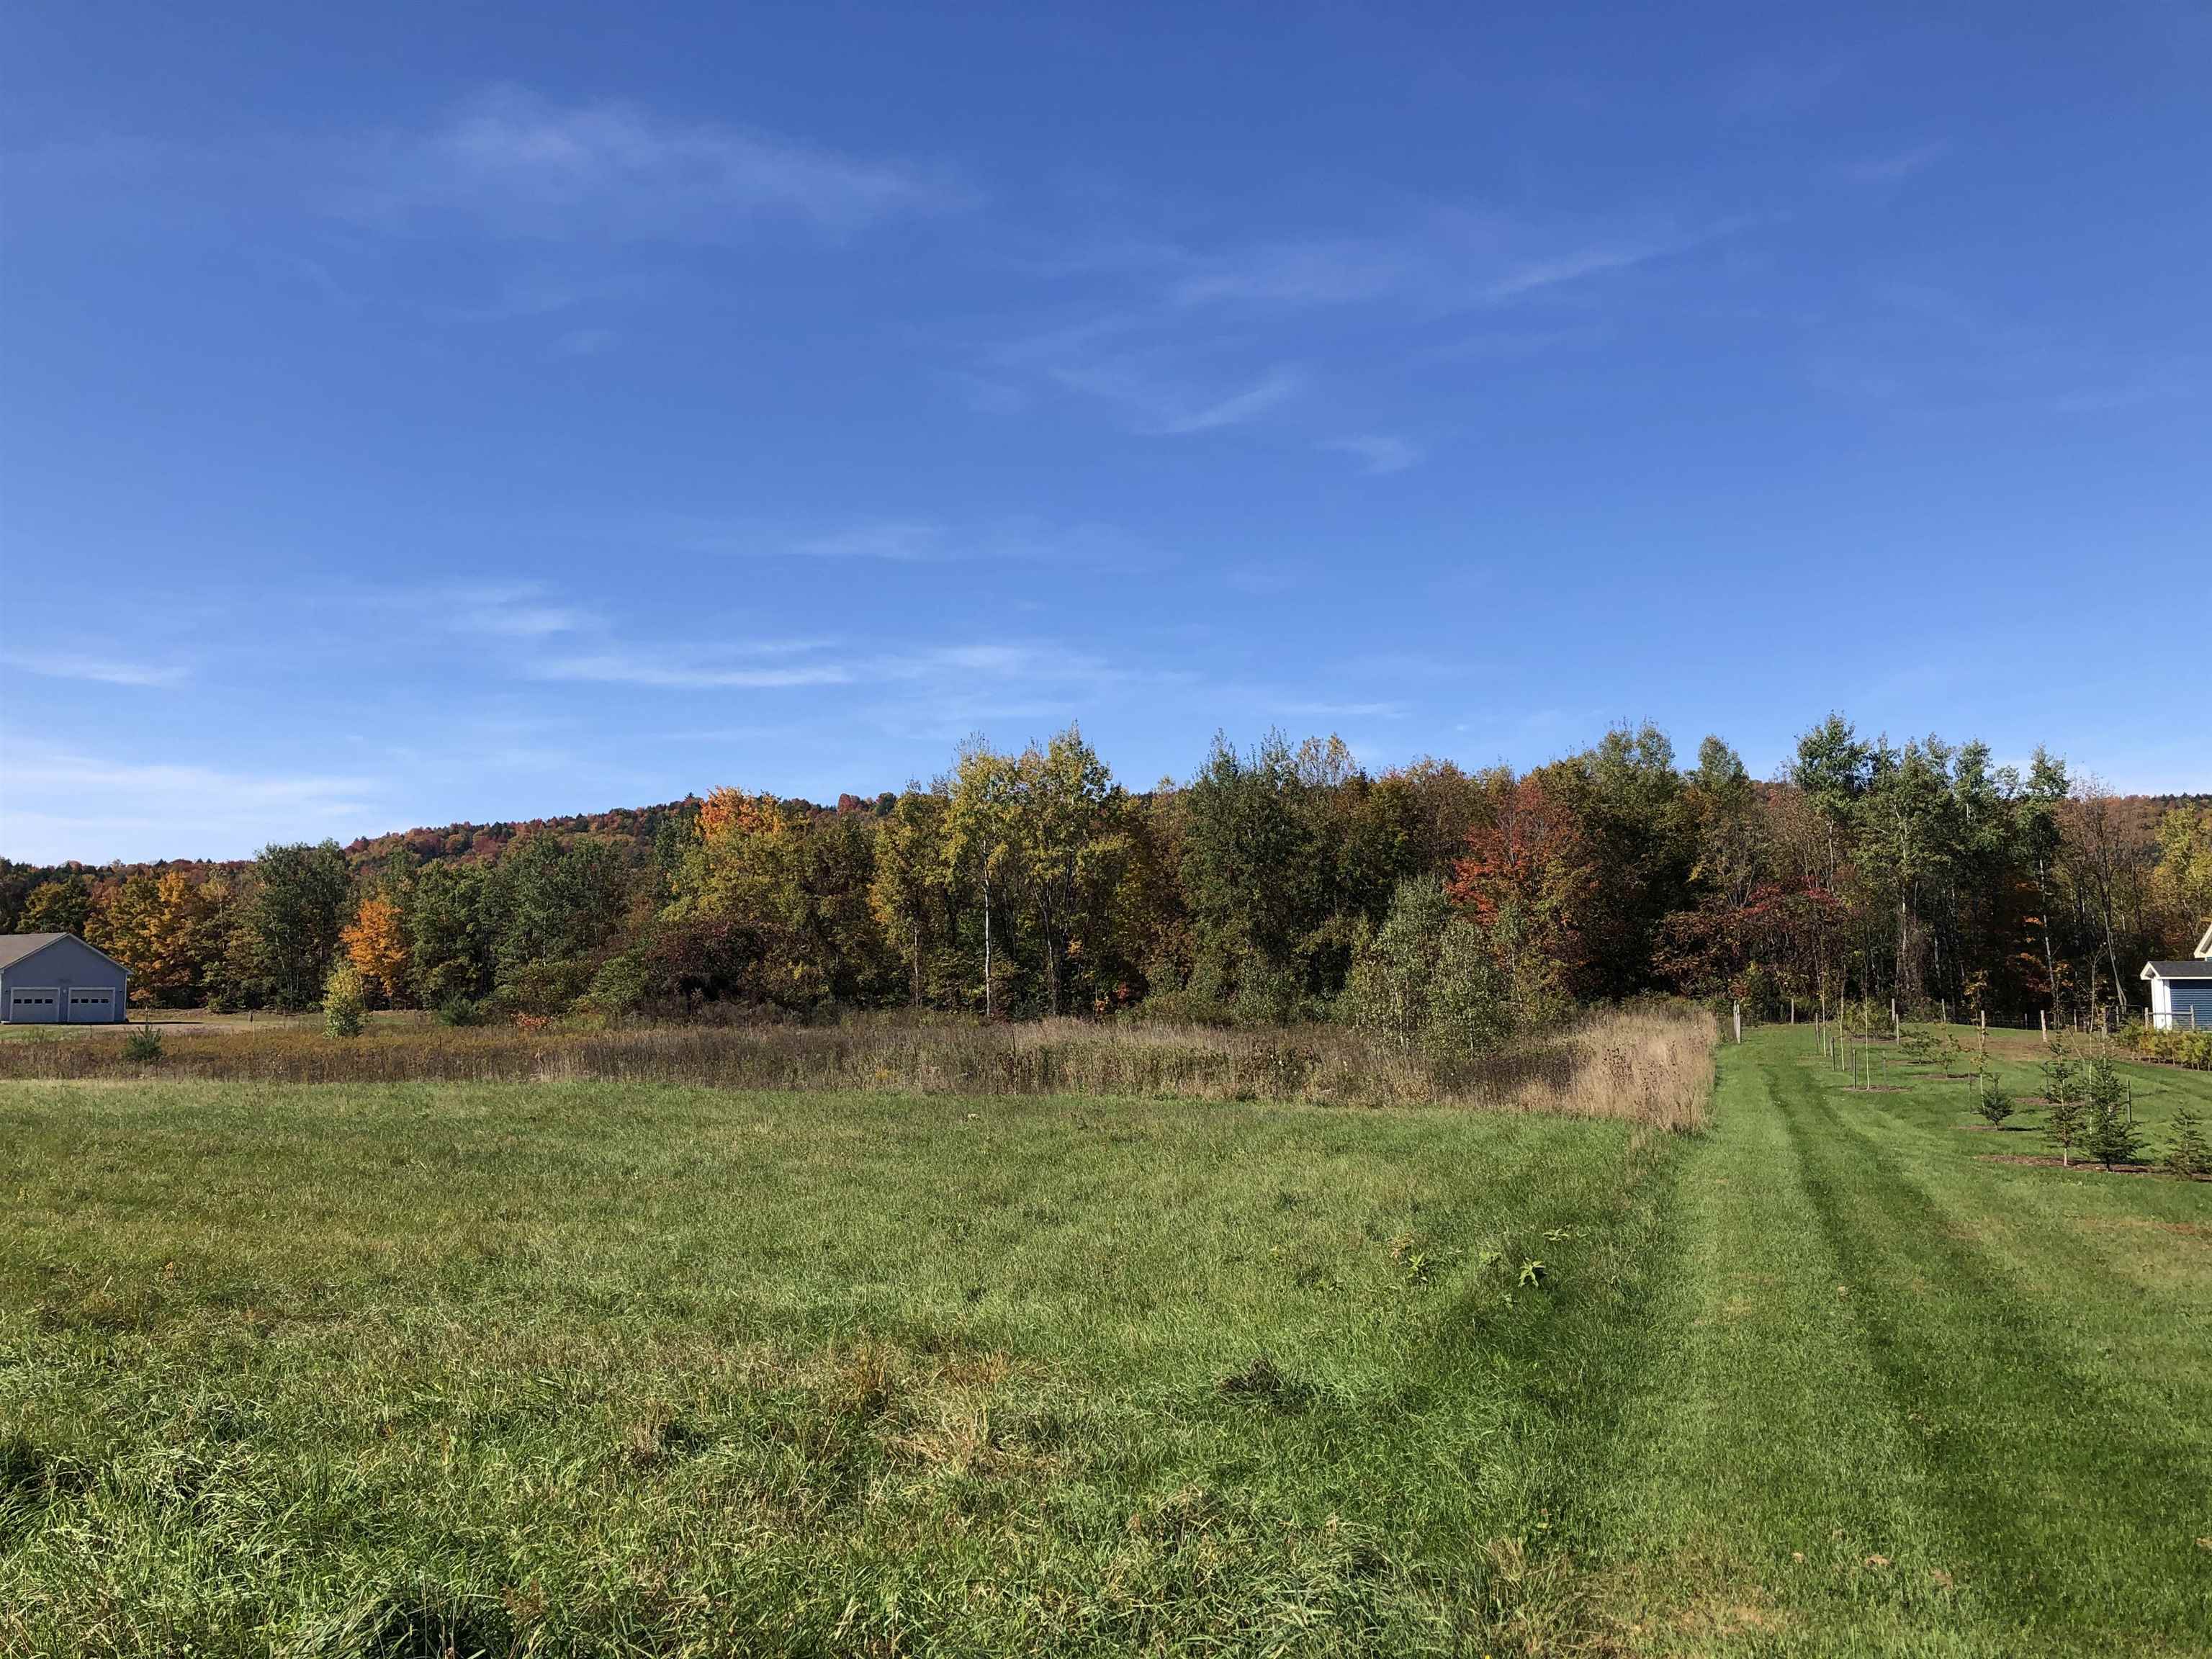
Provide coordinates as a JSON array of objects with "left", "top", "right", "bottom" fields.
[{"left": 1214, "top": 1354, "right": 1320, "bottom": 1413}]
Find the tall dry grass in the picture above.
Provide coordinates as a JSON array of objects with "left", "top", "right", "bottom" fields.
[{"left": 0, "top": 1003, "right": 1715, "bottom": 1127}]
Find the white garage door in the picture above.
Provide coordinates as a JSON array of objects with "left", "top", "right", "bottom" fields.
[
  {"left": 68, "top": 989, "right": 115, "bottom": 1021},
  {"left": 9, "top": 987, "right": 60, "bottom": 1024}
]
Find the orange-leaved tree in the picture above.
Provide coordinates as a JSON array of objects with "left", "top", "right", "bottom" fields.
[
  {"left": 342, "top": 894, "right": 410, "bottom": 1007},
  {"left": 1446, "top": 773, "right": 1597, "bottom": 1024}
]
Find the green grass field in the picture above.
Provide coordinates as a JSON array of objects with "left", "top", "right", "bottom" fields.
[{"left": 2, "top": 1028, "right": 2207, "bottom": 1655}]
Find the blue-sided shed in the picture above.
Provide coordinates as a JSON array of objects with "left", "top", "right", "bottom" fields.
[
  {"left": 2141, "top": 923, "right": 2212, "bottom": 1032},
  {"left": 0, "top": 933, "right": 132, "bottom": 1023}
]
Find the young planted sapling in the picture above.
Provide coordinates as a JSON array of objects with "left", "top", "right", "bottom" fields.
[
  {"left": 1974, "top": 1066, "right": 2015, "bottom": 1128},
  {"left": 2164, "top": 1107, "right": 2210, "bottom": 1179}
]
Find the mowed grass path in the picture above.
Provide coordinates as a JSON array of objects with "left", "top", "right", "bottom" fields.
[
  {"left": 2, "top": 1033, "right": 2208, "bottom": 1656},
  {"left": 1588, "top": 1029, "right": 2212, "bottom": 1655}
]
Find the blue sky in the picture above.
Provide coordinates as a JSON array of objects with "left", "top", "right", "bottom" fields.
[{"left": 4, "top": 1, "right": 2206, "bottom": 862}]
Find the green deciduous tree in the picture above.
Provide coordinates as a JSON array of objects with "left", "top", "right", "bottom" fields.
[
  {"left": 1009, "top": 727, "right": 1128, "bottom": 1017},
  {"left": 322, "top": 961, "right": 367, "bottom": 1037},
  {"left": 405, "top": 861, "right": 495, "bottom": 1007},
  {"left": 870, "top": 786, "right": 949, "bottom": 1008},
  {"left": 943, "top": 744, "right": 1023, "bottom": 1017},
  {"left": 20, "top": 875, "right": 93, "bottom": 938},
  {"left": 250, "top": 841, "right": 351, "bottom": 1010}
]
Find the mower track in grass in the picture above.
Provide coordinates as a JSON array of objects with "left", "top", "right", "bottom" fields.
[{"left": 1596, "top": 1029, "right": 2212, "bottom": 1656}]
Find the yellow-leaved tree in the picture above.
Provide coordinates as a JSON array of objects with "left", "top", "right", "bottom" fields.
[{"left": 341, "top": 894, "right": 409, "bottom": 1007}]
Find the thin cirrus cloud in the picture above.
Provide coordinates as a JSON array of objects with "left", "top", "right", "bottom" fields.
[
  {"left": 1133, "top": 211, "right": 1701, "bottom": 316},
  {"left": 1321, "top": 433, "right": 1423, "bottom": 475},
  {"left": 0, "top": 648, "right": 191, "bottom": 688},
  {"left": 1840, "top": 142, "right": 1948, "bottom": 185},
  {"left": 346, "top": 84, "right": 973, "bottom": 241},
  {"left": 549, "top": 327, "right": 619, "bottom": 359},
  {"left": 413, "top": 583, "right": 601, "bottom": 639},
  {"left": 974, "top": 208, "right": 1722, "bottom": 439},
  {"left": 530, "top": 651, "right": 855, "bottom": 690},
  {"left": 1049, "top": 359, "right": 1305, "bottom": 436},
  {"left": 0, "top": 742, "right": 380, "bottom": 863},
  {"left": 670, "top": 513, "right": 1148, "bottom": 565}
]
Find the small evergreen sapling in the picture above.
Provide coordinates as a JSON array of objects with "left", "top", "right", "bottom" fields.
[
  {"left": 2162, "top": 1106, "right": 2209, "bottom": 1179},
  {"left": 2038, "top": 1033, "right": 2087, "bottom": 1166},
  {"left": 2080, "top": 1053, "right": 2143, "bottom": 1169},
  {"left": 1974, "top": 1067, "right": 2015, "bottom": 1128}
]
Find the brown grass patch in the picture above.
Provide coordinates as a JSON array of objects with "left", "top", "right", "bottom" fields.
[{"left": 0, "top": 1004, "right": 1717, "bottom": 1128}]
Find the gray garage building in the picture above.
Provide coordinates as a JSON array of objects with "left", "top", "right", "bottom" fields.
[{"left": 0, "top": 933, "right": 131, "bottom": 1023}]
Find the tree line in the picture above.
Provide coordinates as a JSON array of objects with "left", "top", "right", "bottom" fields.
[{"left": 5, "top": 716, "right": 2208, "bottom": 1043}]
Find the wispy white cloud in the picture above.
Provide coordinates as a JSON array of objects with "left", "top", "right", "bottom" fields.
[
  {"left": 1321, "top": 433, "right": 1423, "bottom": 475},
  {"left": 1477, "top": 242, "right": 1671, "bottom": 302},
  {"left": 0, "top": 742, "right": 381, "bottom": 863},
  {"left": 2044, "top": 377, "right": 2195, "bottom": 415},
  {"left": 0, "top": 649, "right": 190, "bottom": 688},
  {"left": 1168, "top": 238, "right": 1409, "bottom": 307},
  {"left": 788, "top": 521, "right": 950, "bottom": 561},
  {"left": 939, "top": 369, "right": 1030, "bottom": 415},
  {"left": 1720, "top": 53, "right": 1857, "bottom": 122},
  {"left": 1051, "top": 359, "right": 1304, "bottom": 435},
  {"left": 549, "top": 326, "right": 618, "bottom": 358},
  {"left": 1278, "top": 698, "right": 1409, "bottom": 719},
  {"left": 433, "top": 584, "right": 599, "bottom": 638},
  {"left": 671, "top": 513, "right": 1147, "bottom": 564},
  {"left": 1428, "top": 323, "right": 1608, "bottom": 363},
  {"left": 1125, "top": 210, "right": 1707, "bottom": 317},
  {"left": 1149, "top": 367, "right": 1304, "bottom": 434},
  {"left": 1841, "top": 142, "right": 1948, "bottom": 184},
  {"left": 531, "top": 651, "right": 854, "bottom": 689},
  {"left": 349, "top": 85, "right": 972, "bottom": 240},
  {"left": 974, "top": 207, "right": 1733, "bottom": 441}
]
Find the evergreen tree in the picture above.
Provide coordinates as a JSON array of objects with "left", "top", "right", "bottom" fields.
[
  {"left": 1974, "top": 1068, "right": 2015, "bottom": 1127},
  {"left": 2080, "top": 1053, "right": 2142, "bottom": 1169},
  {"left": 2163, "top": 1107, "right": 2210, "bottom": 1179}
]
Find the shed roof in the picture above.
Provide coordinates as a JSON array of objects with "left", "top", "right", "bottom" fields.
[
  {"left": 0, "top": 932, "right": 130, "bottom": 974},
  {"left": 2142, "top": 960, "right": 2212, "bottom": 981}
]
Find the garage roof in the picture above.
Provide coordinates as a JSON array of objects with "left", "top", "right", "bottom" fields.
[{"left": 0, "top": 932, "right": 130, "bottom": 972}]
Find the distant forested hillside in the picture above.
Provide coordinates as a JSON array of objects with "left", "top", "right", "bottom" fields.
[{"left": 5, "top": 721, "right": 2207, "bottom": 1036}]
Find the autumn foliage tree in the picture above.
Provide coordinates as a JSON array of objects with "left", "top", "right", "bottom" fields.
[
  {"left": 341, "top": 894, "right": 410, "bottom": 1007},
  {"left": 1447, "top": 773, "right": 1596, "bottom": 1025},
  {"left": 11, "top": 711, "right": 2203, "bottom": 1032}
]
